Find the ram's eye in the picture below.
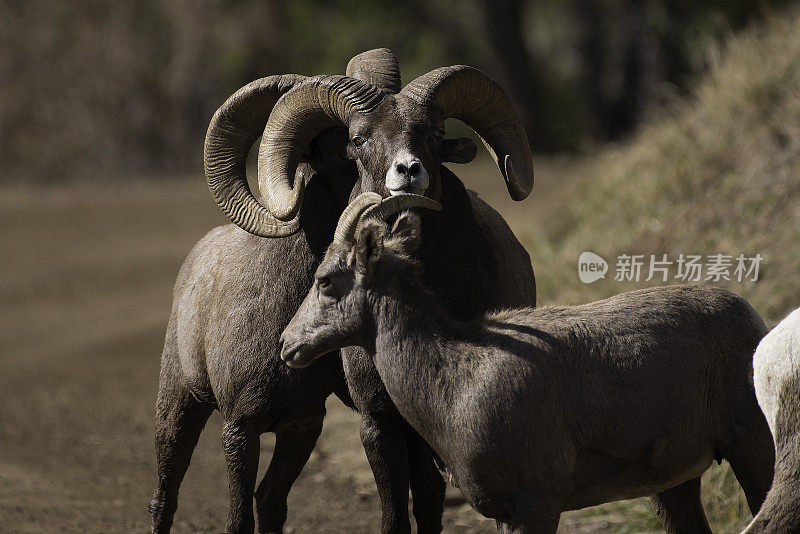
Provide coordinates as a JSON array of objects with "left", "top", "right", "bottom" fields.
[
  {"left": 318, "top": 278, "right": 330, "bottom": 289},
  {"left": 352, "top": 137, "right": 365, "bottom": 149},
  {"left": 435, "top": 130, "right": 445, "bottom": 140}
]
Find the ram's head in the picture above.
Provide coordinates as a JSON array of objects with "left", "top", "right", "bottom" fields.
[{"left": 205, "top": 49, "right": 533, "bottom": 237}]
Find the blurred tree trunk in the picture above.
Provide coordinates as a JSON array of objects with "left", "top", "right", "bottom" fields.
[
  {"left": 476, "top": 0, "right": 561, "bottom": 151},
  {"left": 573, "top": 0, "right": 669, "bottom": 140}
]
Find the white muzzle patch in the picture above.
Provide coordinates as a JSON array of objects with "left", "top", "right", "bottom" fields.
[{"left": 385, "top": 153, "right": 429, "bottom": 195}]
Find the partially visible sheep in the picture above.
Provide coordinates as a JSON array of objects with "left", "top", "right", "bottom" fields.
[
  {"left": 745, "top": 307, "right": 800, "bottom": 533},
  {"left": 280, "top": 194, "right": 776, "bottom": 534}
]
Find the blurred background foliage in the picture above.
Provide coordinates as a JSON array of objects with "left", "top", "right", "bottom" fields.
[
  {"left": 3, "top": 2, "right": 800, "bottom": 532},
  {"left": 0, "top": 0, "right": 794, "bottom": 184}
]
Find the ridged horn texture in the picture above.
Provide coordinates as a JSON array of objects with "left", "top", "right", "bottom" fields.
[
  {"left": 333, "top": 192, "right": 383, "bottom": 245},
  {"left": 257, "top": 76, "right": 385, "bottom": 221},
  {"left": 346, "top": 48, "right": 401, "bottom": 94},
  {"left": 204, "top": 50, "right": 398, "bottom": 238},
  {"left": 332, "top": 193, "right": 443, "bottom": 246},
  {"left": 359, "top": 193, "right": 443, "bottom": 227},
  {"left": 401, "top": 65, "right": 534, "bottom": 201},
  {"left": 204, "top": 74, "right": 306, "bottom": 237}
]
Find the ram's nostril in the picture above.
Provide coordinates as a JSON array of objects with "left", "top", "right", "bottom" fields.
[
  {"left": 408, "top": 162, "right": 420, "bottom": 176},
  {"left": 395, "top": 163, "right": 406, "bottom": 175}
]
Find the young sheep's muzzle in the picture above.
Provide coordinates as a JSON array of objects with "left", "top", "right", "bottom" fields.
[{"left": 278, "top": 335, "right": 317, "bottom": 369}]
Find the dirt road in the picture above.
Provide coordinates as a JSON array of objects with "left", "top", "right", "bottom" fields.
[{"left": 0, "top": 178, "right": 678, "bottom": 532}]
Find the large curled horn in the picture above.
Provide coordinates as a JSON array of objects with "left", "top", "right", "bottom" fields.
[
  {"left": 257, "top": 76, "right": 385, "bottom": 221},
  {"left": 204, "top": 75, "right": 306, "bottom": 237},
  {"left": 346, "top": 48, "right": 401, "bottom": 94},
  {"left": 401, "top": 66, "right": 534, "bottom": 201},
  {"left": 204, "top": 50, "right": 400, "bottom": 237}
]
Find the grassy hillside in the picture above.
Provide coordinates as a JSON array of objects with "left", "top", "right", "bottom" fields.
[
  {"left": 509, "top": 11, "right": 800, "bottom": 325},
  {"left": 460, "top": 9, "right": 800, "bottom": 532}
]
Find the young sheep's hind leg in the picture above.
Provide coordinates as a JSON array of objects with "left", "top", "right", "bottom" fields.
[
  {"left": 150, "top": 382, "right": 213, "bottom": 533},
  {"left": 650, "top": 477, "right": 711, "bottom": 533},
  {"left": 254, "top": 415, "right": 324, "bottom": 534},
  {"left": 222, "top": 420, "right": 261, "bottom": 534},
  {"left": 407, "top": 427, "right": 445, "bottom": 534},
  {"left": 726, "top": 411, "right": 775, "bottom": 515}
]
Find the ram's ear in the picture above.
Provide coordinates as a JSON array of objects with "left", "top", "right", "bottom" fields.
[
  {"left": 387, "top": 211, "right": 423, "bottom": 254},
  {"left": 442, "top": 137, "right": 477, "bottom": 164},
  {"left": 354, "top": 219, "right": 386, "bottom": 272}
]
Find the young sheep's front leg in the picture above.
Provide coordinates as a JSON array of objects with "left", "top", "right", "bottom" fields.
[
  {"left": 360, "top": 412, "right": 413, "bottom": 534},
  {"left": 222, "top": 420, "right": 260, "bottom": 534},
  {"left": 495, "top": 494, "right": 560, "bottom": 534}
]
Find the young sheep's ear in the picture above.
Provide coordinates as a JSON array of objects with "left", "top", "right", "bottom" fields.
[
  {"left": 354, "top": 220, "right": 386, "bottom": 272},
  {"left": 388, "top": 211, "right": 423, "bottom": 254},
  {"left": 442, "top": 137, "right": 478, "bottom": 164}
]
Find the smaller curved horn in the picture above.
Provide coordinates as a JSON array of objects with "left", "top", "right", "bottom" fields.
[
  {"left": 359, "top": 194, "right": 442, "bottom": 226},
  {"left": 346, "top": 48, "right": 401, "bottom": 94},
  {"left": 333, "top": 192, "right": 383, "bottom": 245}
]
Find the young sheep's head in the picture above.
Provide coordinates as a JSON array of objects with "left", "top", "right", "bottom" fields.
[
  {"left": 204, "top": 47, "right": 534, "bottom": 237},
  {"left": 279, "top": 193, "right": 438, "bottom": 368}
]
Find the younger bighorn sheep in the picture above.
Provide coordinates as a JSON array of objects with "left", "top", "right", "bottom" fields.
[
  {"left": 745, "top": 307, "right": 800, "bottom": 533},
  {"left": 280, "top": 194, "right": 775, "bottom": 534}
]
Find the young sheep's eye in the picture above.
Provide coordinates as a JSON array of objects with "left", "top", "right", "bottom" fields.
[
  {"left": 318, "top": 278, "right": 330, "bottom": 289},
  {"left": 352, "top": 137, "right": 365, "bottom": 149},
  {"left": 435, "top": 130, "right": 445, "bottom": 141}
]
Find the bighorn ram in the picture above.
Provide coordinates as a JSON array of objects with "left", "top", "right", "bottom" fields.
[
  {"left": 234, "top": 53, "right": 540, "bottom": 534},
  {"left": 745, "top": 307, "right": 800, "bottom": 533},
  {"left": 151, "top": 48, "right": 537, "bottom": 533},
  {"left": 280, "top": 194, "right": 776, "bottom": 534},
  {"left": 196, "top": 52, "right": 537, "bottom": 533},
  {"left": 151, "top": 50, "right": 390, "bottom": 534}
]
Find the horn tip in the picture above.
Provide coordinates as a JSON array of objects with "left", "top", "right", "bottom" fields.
[
  {"left": 503, "top": 155, "right": 533, "bottom": 201},
  {"left": 423, "top": 196, "right": 443, "bottom": 211},
  {"left": 267, "top": 181, "right": 306, "bottom": 222}
]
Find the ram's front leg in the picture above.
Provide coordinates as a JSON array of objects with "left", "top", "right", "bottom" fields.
[
  {"left": 360, "top": 412, "right": 412, "bottom": 534},
  {"left": 222, "top": 420, "right": 260, "bottom": 534}
]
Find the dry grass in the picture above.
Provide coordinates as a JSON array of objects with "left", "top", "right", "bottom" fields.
[
  {"left": 481, "top": 10, "right": 800, "bottom": 325},
  {"left": 3, "top": 9, "right": 800, "bottom": 533}
]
